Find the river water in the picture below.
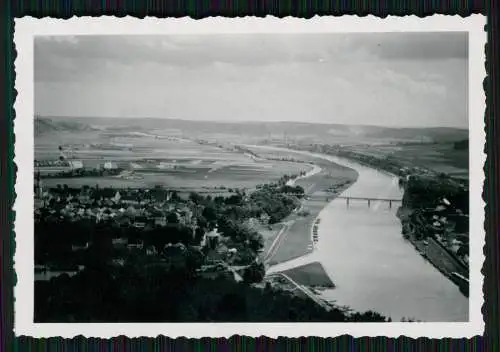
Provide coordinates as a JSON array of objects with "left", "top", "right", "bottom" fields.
[{"left": 251, "top": 145, "right": 469, "bottom": 322}]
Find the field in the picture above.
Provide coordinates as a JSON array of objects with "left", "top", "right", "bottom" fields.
[
  {"left": 281, "top": 262, "right": 335, "bottom": 288},
  {"left": 36, "top": 131, "right": 312, "bottom": 191},
  {"left": 346, "top": 142, "right": 469, "bottom": 179}
]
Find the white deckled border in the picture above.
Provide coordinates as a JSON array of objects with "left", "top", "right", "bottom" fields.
[{"left": 13, "top": 15, "right": 486, "bottom": 338}]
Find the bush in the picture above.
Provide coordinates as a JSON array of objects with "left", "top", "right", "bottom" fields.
[{"left": 243, "top": 262, "right": 265, "bottom": 284}]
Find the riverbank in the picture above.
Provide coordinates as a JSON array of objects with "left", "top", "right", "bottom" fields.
[
  {"left": 398, "top": 206, "right": 469, "bottom": 296},
  {"left": 405, "top": 235, "right": 469, "bottom": 297},
  {"left": 247, "top": 146, "right": 358, "bottom": 309},
  {"left": 259, "top": 154, "right": 358, "bottom": 265}
]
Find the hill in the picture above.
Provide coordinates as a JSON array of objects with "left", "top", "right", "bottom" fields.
[
  {"left": 39, "top": 116, "right": 468, "bottom": 144},
  {"left": 35, "top": 116, "right": 95, "bottom": 136}
]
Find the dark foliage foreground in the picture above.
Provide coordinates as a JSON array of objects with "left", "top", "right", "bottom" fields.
[{"left": 34, "top": 263, "right": 388, "bottom": 323}]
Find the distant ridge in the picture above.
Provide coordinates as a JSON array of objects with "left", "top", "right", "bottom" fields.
[
  {"left": 35, "top": 116, "right": 95, "bottom": 136},
  {"left": 37, "top": 115, "right": 468, "bottom": 143},
  {"left": 42, "top": 115, "right": 468, "bottom": 130}
]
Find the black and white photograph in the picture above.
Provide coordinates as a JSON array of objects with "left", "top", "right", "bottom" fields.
[{"left": 14, "top": 16, "right": 485, "bottom": 337}]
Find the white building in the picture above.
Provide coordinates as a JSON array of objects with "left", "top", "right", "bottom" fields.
[
  {"left": 442, "top": 198, "right": 451, "bottom": 206},
  {"left": 113, "top": 191, "right": 121, "bottom": 203},
  {"left": 69, "top": 160, "right": 83, "bottom": 170},
  {"left": 201, "top": 227, "right": 222, "bottom": 248},
  {"left": 158, "top": 162, "right": 176, "bottom": 169},
  {"left": 104, "top": 161, "right": 118, "bottom": 170}
]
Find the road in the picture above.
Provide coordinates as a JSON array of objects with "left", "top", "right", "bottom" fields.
[
  {"left": 262, "top": 222, "right": 293, "bottom": 264},
  {"left": 251, "top": 153, "right": 322, "bottom": 265}
]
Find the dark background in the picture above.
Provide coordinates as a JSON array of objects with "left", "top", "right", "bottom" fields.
[{"left": 2, "top": 0, "right": 496, "bottom": 351}]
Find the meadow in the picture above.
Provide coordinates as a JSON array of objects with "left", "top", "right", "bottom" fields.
[
  {"left": 281, "top": 262, "right": 335, "bottom": 288},
  {"left": 346, "top": 142, "right": 468, "bottom": 179},
  {"left": 36, "top": 131, "right": 311, "bottom": 191}
]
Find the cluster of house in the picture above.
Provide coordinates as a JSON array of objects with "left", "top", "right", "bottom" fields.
[
  {"left": 36, "top": 159, "right": 119, "bottom": 170},
  {"left": 410, "top": 196, "right": 469, "bottom": 265},
  {"left": 35, "top": 186, "right": 267, "bottom": 283},
  {"left": 399, "top": 166, "right": 468, "bottom": 192},
  {"left": 397, "top": 166, "right": 446, "bottom": 184},
  {"left": 35, "top": 187, "right": 198, "bottom": 231},
  {"left": 35, "top": 159, "right": 70, "bottom": 167}
]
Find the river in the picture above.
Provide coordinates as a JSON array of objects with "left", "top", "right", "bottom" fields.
[{"left": 251, "top": 145, "right": 469, "bottom": 322}]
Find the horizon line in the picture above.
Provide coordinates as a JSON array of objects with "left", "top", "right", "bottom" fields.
[{"left": 35, "top": 114, "right": 469, "bottom": 130}]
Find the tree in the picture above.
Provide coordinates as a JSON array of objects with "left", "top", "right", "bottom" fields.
[
  {"left": 216, "top": 292, "right": 247, "bottom": 321},
  {"left": 194, "top": 227, "right": 205, "bottom": 244},
  {"left": 243, "top": 262, "right": 265, "bottom": 284},
  {"left": 185, "top": 247, "right": 204, "bottom": 273},
  {"left": 170, "top": 191, "right": 180, "bottom": 201},
  {"left": 202, "top": 205, "right": 217, "bottom": 222},
  {"left": 214, "top": 196, "right": 225, "bottom": 205},
  {"left": 166, "top": 212, "right": 179, "bottom": 224},
  {"left": 226, "top": 194, "right": 243, "bottom": 205},
  {"left": 457, "top": 243, "right": 469, "bottom": 257},
  {"left": 349, "top": 310, "right": 388, "bottom": 322},
  {"left": 189, "top": 192, "right": 203, "bottom": 204}
]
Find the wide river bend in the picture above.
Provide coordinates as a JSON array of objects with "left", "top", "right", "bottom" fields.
[{"left": 252, "top": 146, "right": 469, "bottom": 322}]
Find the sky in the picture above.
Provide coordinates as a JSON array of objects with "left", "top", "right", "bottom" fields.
[{"left": 34, "top": 32, "right": 468, "bottom": 128}]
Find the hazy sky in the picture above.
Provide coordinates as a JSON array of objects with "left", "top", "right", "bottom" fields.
[{"left": 35, "top": 33, "right": 468, "bottom": 128}]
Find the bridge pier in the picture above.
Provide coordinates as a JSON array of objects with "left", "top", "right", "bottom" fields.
[
  {"left": 389, "top": 200, "right": 392, "bottom": 209},
  {"left": 367, "top": 199, "right": 371, "bottom": 208}
]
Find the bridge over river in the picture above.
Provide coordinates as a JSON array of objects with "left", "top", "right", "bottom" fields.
[{"left": 336, "top": 196, "right": 402, "bottom": 209}]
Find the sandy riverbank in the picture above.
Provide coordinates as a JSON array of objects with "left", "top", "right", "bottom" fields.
[{"left": 261, "top": 155, "right": 358, "bottom": 265}]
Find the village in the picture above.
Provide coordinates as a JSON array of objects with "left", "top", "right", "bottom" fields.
[{"left": 34, "top": 181, "right": 274, "bottom": 284}]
